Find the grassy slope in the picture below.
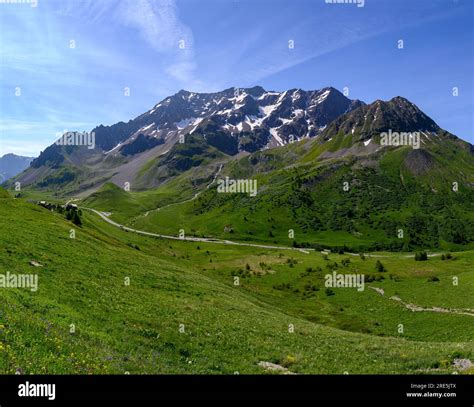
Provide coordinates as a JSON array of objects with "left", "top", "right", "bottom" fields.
[
  {"left": 17, "top": 131, "right": 474, "bottom": 251},
  {"left": 198, "top": 249, "right": 474, "bottom": 343},
  {"left": 0, "top": 188, "right": 10, "bottom": 199},
  {"left": 102, "top": 137, "right": 472, "bottom": 251},
  {"left": 82, "top": 174, "right": 201, "bottom": 224},
  {"left": 1, "top": 197, "right": 473, "bottom": 374}
]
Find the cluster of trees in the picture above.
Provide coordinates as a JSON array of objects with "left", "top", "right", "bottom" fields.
[
  {"left": 65, "top": 207, "right": 82, "bottom": 226},
  {"left": 414, "top": 251, "right": 428, "bottom": 261},
  {"left": 375, "top": 260, "right": 387, "bottom": 273},
  {"left": 38, "top": 200, "right": 82, "bottom": 226}
]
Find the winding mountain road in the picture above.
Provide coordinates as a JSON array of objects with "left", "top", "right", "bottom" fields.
[
  {"left": 84, "top": 207, "right": 313, "bottom": 253},
  {"left": 140, "top": 163, "right": 224, "bottom": 219},
  {"left": 83, "top": 206, "right": 443, "bottom": 258}
]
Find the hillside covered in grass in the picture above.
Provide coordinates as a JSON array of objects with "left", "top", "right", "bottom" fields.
[
  {"left": 1, "top": 196, "right": 473, "bottom": 374},
  {"left": 0, "top": 187, "right": 10, "bottom": 199}
]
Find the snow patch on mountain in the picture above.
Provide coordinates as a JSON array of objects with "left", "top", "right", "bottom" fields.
[
  {"left": 176, "top": 118, "right": 196, "bottom": 129},
  {"left": 189, "top": 118, "right": 204, "bottom": 134},
  {"left": 257, "top": 91, "right": 279, "bottom": 100},
  {"left": 259, "top": 104, "right": 279, "bottom": 117},
  {"left": 141, "top": 123, "right": 155, "bottom": 132},
  {"left": 312, "top": 89, "right": 331, "bottom": 105},
  {"left": 269, "top": 128, "right": 284, "bottom": 146},
  {"left": 293, "top": 109, "right": 304, "bottom": 118},
  {"left": 104, "top": 142, "right": 124, "bottom": 155}
]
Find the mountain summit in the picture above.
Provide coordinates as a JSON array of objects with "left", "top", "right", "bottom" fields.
[
  {"left": 321, "top": 96, "right": 439, "bottom": 143},
  {"left": 92, "top": 85, "right": 364, "bottom": 154}
]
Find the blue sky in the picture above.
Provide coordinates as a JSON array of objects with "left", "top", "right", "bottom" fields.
[{"left": 0, "top": 0, "right": 472, "bottom": 156}]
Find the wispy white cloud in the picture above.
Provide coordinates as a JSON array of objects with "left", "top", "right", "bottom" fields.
[
  {"left": 115, "top": 0, "right": 199, "bottom": 87},
  {"left": 117, "top": 0, "right": 193, "bottom": 53}
]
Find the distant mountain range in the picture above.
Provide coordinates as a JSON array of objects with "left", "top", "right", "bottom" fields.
[
  {"left": 0, "top": 154, "right": 34, "bottom": 183},
  {"left": 9, "top": 86, "right": 473, "bottom": 196}
]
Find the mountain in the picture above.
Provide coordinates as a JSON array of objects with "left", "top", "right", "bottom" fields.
[
  {"left": 82, "top": 96, "right": 474, "bottom": 252},
  {"left": 0, "top": 153, "right": 34, "bottom": 183},
  {"left": 322, "top": 96, "right": 439, "bottom": 141},
  {"left": 175, "top": 98, "right": 473, "bottom": 251},
  {"left": 309, "top": 96, "right": 473, "bottom": 162},
  {"left": 92, "top": 85, "right": 363, "bottom": 152},
  {"left": 11, "top": 86, "right": 363, "bottom": 194}
]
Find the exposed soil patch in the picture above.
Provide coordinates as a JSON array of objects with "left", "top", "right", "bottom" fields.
[{"left": 403, "top": 149, "right": 434, "bottom": 176}]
